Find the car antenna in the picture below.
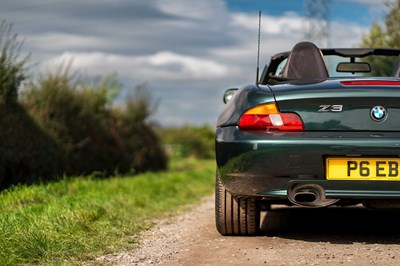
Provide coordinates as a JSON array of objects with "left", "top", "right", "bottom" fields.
[{"left": 256, "top": 10, "right": 261, "bottom": 86}]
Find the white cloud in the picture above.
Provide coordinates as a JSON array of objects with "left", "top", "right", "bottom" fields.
[
  {"left": 341, "top": 0, "right": 386, "bottom": 6},
  {"left": 232, "top": 12, "right": 303, "bottom": 35},
  {"left": 155, "top": 0, "right": 227, "bottom": 21},
  {"left": 330, "top": 21, "right": 370, "bottom": 48},
  {"left": 42, "top": 51, "right": 236, "bottom": 81},
  {"left": 27, "top": 33, "right": 107, "bottom": 52}
]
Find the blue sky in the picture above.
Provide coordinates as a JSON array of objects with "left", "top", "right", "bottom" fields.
[
  {"left": 0, "top": 0, "right": 389, "bottom": 126},
  {"left": 226, "top": 0, "right": 382, "bottom": 24}
]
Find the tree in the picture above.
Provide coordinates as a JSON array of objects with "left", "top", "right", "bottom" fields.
[
  {"left": 385, "top": 0, "right": 400, "bottom": 47},
  {"left": 360, "top": 1, "right": 400, "bottom": 76},
  {"left": 361, "top": 1, "right": 400, "bottom": 47}
]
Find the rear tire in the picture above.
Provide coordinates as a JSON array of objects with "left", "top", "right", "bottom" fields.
[{"left": 215, "top": 171, "right": 259, "bottom": 235}]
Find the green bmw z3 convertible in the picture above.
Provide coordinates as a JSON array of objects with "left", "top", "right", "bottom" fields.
[{"left": 215, "top": 41, "right": 400, "bottom": 235}]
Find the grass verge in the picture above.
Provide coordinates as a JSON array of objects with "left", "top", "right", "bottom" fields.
[{"left": 0, "top": 158, "right": 215, "bottom": 265}]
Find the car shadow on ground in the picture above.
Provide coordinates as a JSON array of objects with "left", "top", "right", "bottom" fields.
[{"left": 260, "top": 206, "right": 400, "bottom": 244}]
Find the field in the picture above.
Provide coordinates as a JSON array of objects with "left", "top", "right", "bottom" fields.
[{"left": 0, "top": 158, "right": 215, "bottom": 265}]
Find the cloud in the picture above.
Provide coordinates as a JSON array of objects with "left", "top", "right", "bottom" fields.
[
  {"left": 232, "top": 12, "right": 303, "bottom": 35},
  {"left": 155, "top": 0, "right": 228, "bottom": 21},
  {"left": 341, "top": 0, "right": 386, "bottom": 6},
  {"left": 0, "top": 0, "right": 378, "bottom": 126},
  {"left": 28, "top": 33, "right": 107, "bottom": 52},
  {"left": 42, "top": 51, "right": 235, "bottom": 81}
]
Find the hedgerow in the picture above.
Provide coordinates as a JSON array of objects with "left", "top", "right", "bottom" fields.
[{"left": 0, "top": 21, "right": 167, "bottom": 189}]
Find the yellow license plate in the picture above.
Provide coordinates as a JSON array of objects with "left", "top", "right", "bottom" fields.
[{"left": 326, "top": 158, "right": 400, "bottom": 181}]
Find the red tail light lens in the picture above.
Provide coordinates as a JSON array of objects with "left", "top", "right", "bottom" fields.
[
  {"left": 238, "top": 103, "right": 304, "bottom": 131},
  {"left": 340, "top": 80, "right": 400, "bottom": 86}
]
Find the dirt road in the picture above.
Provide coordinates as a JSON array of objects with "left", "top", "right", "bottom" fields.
[{"left": 99, "top": 196, "right": 400, "bottom": 265}]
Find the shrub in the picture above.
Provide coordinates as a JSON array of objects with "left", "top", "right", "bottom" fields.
[
  {"left": 22, "top": 68, "right": 130, "bottom": 176},
  {"left": 0, "top": 21, "right": 61, "bottom": 189},
  {"left": 112, "top": 84, "right": 168, "bottom": 172},
  {"left": 0, "top": 102, "right": 62, "bottom": 188},
  {"left": 22, "top": 69, "right": 167, "bottom": 177},
  {"left": 0, "top": 21, "right": 167, "bottom": 187}
]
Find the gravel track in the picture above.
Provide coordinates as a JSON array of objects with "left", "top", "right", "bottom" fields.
[{"left": 98, "top": 195, "right": 400, "bottom": 265}]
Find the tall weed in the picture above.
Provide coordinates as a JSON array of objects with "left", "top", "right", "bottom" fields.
[{"left": 0, "top": 21, "right": 29, "bottom": 105}]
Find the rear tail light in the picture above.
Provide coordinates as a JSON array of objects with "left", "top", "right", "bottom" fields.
[
  {"left": 238, "top": 103, "right": 304, "bottom": 131},
  {"left": 340, "top": 80, "right": 400, "bottom": 86}
]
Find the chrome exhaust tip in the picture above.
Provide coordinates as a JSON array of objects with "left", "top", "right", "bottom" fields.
[{"left": 288, "top": 184, "right": 339, "bottom": 208}]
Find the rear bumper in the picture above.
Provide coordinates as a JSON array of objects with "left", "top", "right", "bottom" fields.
[{"left": 216, "top": 126, "right": 400, "bottom": 199}]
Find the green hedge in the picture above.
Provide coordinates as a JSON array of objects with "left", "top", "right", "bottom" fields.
[
  {"left": 0, "top": 103, "right": 62, "bottom": 188},
  {"left": 20, "top": 71, "right": 167, "bottom": 180},
  {"left": 0, "top": 71, "right": 168, "bottom": 189},
  {"left": 0, "top": 21, "right": 167, "bottom": 189}
]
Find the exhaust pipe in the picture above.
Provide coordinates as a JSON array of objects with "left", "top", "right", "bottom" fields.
[{"left": 288, "top": 184, "right": 339, "bottom": 208}]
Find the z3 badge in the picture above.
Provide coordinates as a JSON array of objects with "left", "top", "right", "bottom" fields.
[{"left": 318, "top": 105, "right": 343, "bottom": 112}]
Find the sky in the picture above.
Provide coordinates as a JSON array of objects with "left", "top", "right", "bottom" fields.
[{"left": 0, "top": 0, "right": 390, "bottom": 126}]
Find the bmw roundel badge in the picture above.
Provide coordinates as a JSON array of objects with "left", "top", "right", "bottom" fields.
[{"left": 371, "top": 106, "right": 387, "bottom": 122}]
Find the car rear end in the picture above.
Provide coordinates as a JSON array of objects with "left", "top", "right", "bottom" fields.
[
  {"left": 215, "top": 44, "right": 400, "bottom": 236},
  {"left": 216, "top": 78, "right": 400, "bottom": 209}
]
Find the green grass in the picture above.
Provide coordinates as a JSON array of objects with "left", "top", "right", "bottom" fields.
[{"left": 0, "top": 158, "right": 215, "bottom": 265}]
